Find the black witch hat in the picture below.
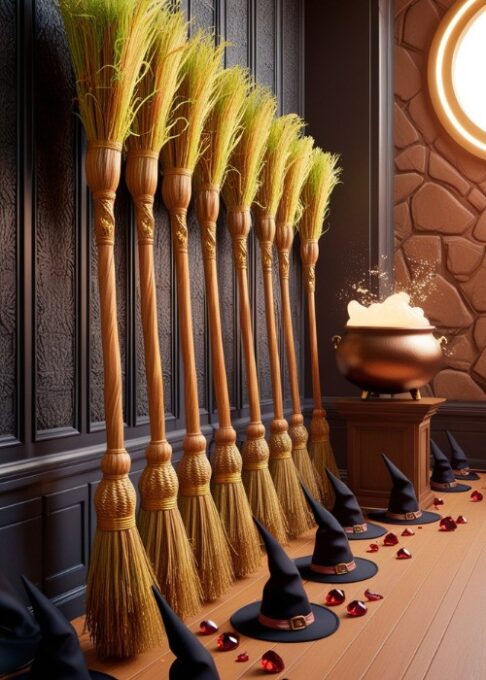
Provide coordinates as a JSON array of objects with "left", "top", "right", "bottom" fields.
[
  {"left": 152, "top": 588, "right": 219, "bottom": 680},
  {"left": 0, "top": 572, "right": 40, "bottom": 676},
  {"left": 230, "top": 518, "right": 339, "bottom": 642},
  {"left": 430, "top": 440, "right": 471, "bottom": 493},
  {"left": 447, "top": 431, "right": 480, "bottom": 480},
  {"left": 368, "top": 454, "right": 441, "bottom": 525},
  {"left": 326, "top": 469, "right": 386, "bottom": 540},
  {"left": 295, "top": 485, "right": 377, "bottom": 583},
  {"left": 21, "top": 577, "right": 114, "bottom": 680}
]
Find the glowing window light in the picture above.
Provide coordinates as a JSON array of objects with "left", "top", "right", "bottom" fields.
[{"left": 453, "top": 9, "right": 486, "bottom": 132}]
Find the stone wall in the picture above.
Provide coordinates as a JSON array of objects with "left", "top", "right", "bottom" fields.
[{"left": 395, "top": 0, "right": 486, "bottom": 401}]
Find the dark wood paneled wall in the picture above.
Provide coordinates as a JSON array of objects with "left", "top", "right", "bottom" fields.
[{"left": 0, "top": 0, "right": 304, "bottom": 617}]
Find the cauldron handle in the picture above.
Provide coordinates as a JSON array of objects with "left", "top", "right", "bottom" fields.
[{"left": 332, "top": 335, "right": 342, "bottom": 350}]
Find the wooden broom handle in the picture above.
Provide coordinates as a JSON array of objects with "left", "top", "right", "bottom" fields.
[
  {"left": 125, "top": 151, "right": 166, "bottom": 442},
  {"left": 196, "top": 187, "right": 232, "bottom": 431},
  {"left": 163, "top": 170, "right": 202, "bottom": 435},
  {"left": 257, "top": 216, "right": 284, "bottom": 420},
  {"left": 276, "top": 224, "right": 302, "bottom": 416},
  {"left": 227, "top": 209, "right": 261, "bottom": 423},
  {"left": 301, "top": 239, "right": 323, "bottom": 412}
]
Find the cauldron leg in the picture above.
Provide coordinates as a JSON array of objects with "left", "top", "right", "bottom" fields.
[
  {"left": 361, "top": 390, "right": 370, "bottom": 400},
  {"left": 410, "top": 389, "right": 421, "bottom": 400}
]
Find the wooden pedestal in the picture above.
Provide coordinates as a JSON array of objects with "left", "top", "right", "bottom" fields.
[{"left": 334, "top": 397, "right": 446, "bottom": 510}]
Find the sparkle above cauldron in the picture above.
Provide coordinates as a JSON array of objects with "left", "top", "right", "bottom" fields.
[{"left": 332, "top": 293, "right": 446, "bottom": 400}]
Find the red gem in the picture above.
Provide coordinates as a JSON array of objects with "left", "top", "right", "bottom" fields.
[
  {"left": 439, "top": 516, "right": 457, "bottom": 532},
  {"left": 199, "top": 619, "right": 218, "bottom": 635},
  {"left": 396, "top": 548, "right": 412, "bottom": 559},
  {"left": 366, "top": 543, "right": 379, "bottom": 553},
  {"left": 261, "top": 650, "right": 285, "bottom": 674},
  {"left": 471, "top": 491, "right": 483, "bottom": 502},
  {"left": 236, "top": 652, "right": 249, "bottom": 663},
  {"left": 433, "top": 497, "right": 444, "bottom": 506},
  {"left": 401, "top": 528, "right": 415, "bottom": 536},
  {"left": 383, "top": 532, "right": 399, "bottom": 546},
  {"left": 325, "top": 588, "right": 345, "bottom": 606},
  {"left": 217, "top": 632, "right": 240, "bottom": 651},
  {"left": 456, "top": 515, "right": 468, "bottom": 524},
  {"left": 364, "top": 588, "right": 384, "bottom": 601},
  {"left": 347, "top": 600, "right": 367, "bottom": 617}
]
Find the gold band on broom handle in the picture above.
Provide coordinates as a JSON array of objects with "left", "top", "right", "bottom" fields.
[
  {"left": 275, "top": 136, "right": 322, "bottom": 501},
  {"left": 222, "top": 86, "right": 287, "bottom": 545},
  {"left": 125, "top": 7, "right": 201, "bottom": 618},
  {"left": 59, "top": 0, "right": 164, "bottom": 657},
  {"left": 298, "top": 149, "right": 342, "bottom": 503}
]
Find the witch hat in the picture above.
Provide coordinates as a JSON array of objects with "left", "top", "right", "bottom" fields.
[
  {"left": 295, "top": 485, "right": 377, "bottom": 583},
  {"left": 430, "top": 441, "right": 471, "bottom": 493},
  {"left": 368, "top": 454, "right": 441, "bottom": 525},
  {"left": 152, "top": 587, "right": 219, "bottom": 680},
  {"left": 326, "top": 468, "right": 386, "bottom": 540},
  {"left": 447, "top": 431, "right": 480, "bottom": 480},
  {"left": 21, "top": 577, "right": 114, "bottom": 680},
  {"left": 0, "top": 572, "right": 40, "bottom": 676},
  {"left": 230, "top": 518, "right": 339, "bottom": 642}
]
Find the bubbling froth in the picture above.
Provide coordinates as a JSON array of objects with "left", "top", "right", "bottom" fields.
[{"left": 347, "top": 292, "right": 431, "bottom": 328}]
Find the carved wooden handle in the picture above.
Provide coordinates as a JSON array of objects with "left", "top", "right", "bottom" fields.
[{"left": 277, "top": 245, "right": 302, "bottom": 415}]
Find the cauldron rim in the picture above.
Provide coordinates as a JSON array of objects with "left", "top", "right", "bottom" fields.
[{"left": 345, "top": 325, "right": 436, "bottom": 334}]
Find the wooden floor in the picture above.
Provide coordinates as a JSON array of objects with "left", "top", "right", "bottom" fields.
[{"left": 75, "top": 475, "right": 486, "bottom": 680}]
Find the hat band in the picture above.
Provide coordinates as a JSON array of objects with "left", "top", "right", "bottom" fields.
[
  {"left": 431, "top": 480, "right": 457, "bottom": 489},
  {"left": 453, "top": 467, "right": 470, "bottom": 476},
  {"left": 258, "top": 611, "right": 315, "bottom": 631},
  {"left": 385, "top": 509, "right": 422, "bottom": 521},
  {"left": 343, "top": 522, "right": 368, "bottom": 534},
  {"left": 310, "top": 559, "right": 356, "bottom": 575}
]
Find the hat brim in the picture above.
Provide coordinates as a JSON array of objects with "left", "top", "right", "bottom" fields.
[
  {"left": 230, "top": 602, "right": 339, "bottom": 642},
  {"left": 430, "top": 482, "right": 471, "bottom": 493},
  {"left": 12, "top": 672, "right": 114, "bottom": 680},
  {"left": 367, "top": 509, "right": 441, "bottom": 525},
  {"left": 454, "top": 471, "right": 480, "bottom": 481},
  {"left": 345, "top": 522, "right": 387, "bottom": 540},
  {"left": 294, "top": 556, "right": 378, "bottom": 584}
]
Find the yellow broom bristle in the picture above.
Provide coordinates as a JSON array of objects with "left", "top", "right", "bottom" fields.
[
  {"left": 58, "top": 0, "right": 164, "bottom": 143},
  {"left": 161, "top": 31, "right": 225, "bottom": 172},
  {"left": 255, "top": 113, "right": 304, "bottom": 221},
  {"left": 127, "top": 7, "right": 187, "bottom": 152},
  {"left": 276, "top": 135, "right": 314, "bottom": 228},
  {"left": 268, "top": 456, "right": 315, "bottom": 538},
  {"left": 309, "top": 439, "right": 338, "bottom": 508},
  {"left": 194, "top": 66, "right": 249, "bottom": 190},
  {"left": 222, "top": 84, "right": 277, "bottom": 209},
  {"left": 298, "top": 148, "right": 341, "bottom": 241}
]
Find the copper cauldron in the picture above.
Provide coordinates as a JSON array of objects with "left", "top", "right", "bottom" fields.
[{"left": 332, "top": 326, "right": 446, "bottom": 400}]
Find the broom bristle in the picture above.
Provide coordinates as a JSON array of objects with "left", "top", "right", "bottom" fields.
[
  {"left": 298, "top": 148, "right": 341, "bottom": 241},
  {"left": 276, "top": 135, "right": 314, "bottom": 228},
  {"left": 162, "top": 31, "right": 225, "bottom": 172},
  {"left": 255, "top": 114, "right": 304, "bottom": 221},
  {"left": 222, "top": 84, "right": 276, "bottom": 209},
  {"left": 59, "top": 0, "right": 164, "bottom": 143},
  {"left": 178, "top": 495, "right": 234, "bottom": 601},
  {"left": 268, "top": 454, "right": 315, "bottom": 538},
  {"left": 194, "top": 66, "right": 249, "bottom": 190},
  {"left": 289, "top": 425, "right": 322, "bottom": 501},
  {"left": 309, "top": 439, "right": 339, "bottom": 508},
  {"left": 86, "top": 527, "right": 164, "bottom": 658},
  {"left": 138, "top": 508, "right": 202, "bottom": 617},
  {"left": 127, "top": 7, "right": 187, "bottom": 152},
  {"left": 242, "top": 467, "right": 289, "bottom": 545}
]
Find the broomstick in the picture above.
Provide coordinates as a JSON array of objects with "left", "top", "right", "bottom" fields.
[
  {"left": 59, "top": 0, "right": 164, "bottom": 658},
  {"left": 222, "top": 86, "right": 288, "bottom": 545},
  {"left": 298, "top": 149, "right": 342, "bottom": 502},
  {"left": 253, "top": 115, "right": 314, "bottom": 538},
  {"left": 194, "top": 67, "right": 260, "bottom": 578},
  {"left": 161, "top": 33, "right": 234, "bottom": 601},
  {"left": 125, "top": 8, "right": 201, "bottom": 618},
  {"left": 275, "top": 135, "right": 322, "bottom": 502}
]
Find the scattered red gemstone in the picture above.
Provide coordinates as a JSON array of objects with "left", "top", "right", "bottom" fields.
[
  {"left": 396, "top": 548, "right": 412, "bottom": 559},
  {"left": 439, "top": 516, "right": 457, "bottom": 532},
  {"left": 364, "top": 588, "right": 384, "bottom": 601},
  {"left": 456, "top": 515, "right": 468, "bottom": 524},
  {"left": 433, "top": 497, "right": 444, "bottom": 506},
  {"left": 401, "top": 528, "right": 415, "bottom": 536},
  {"left": 366, "top": 543, "right": 379, "bottom": 553},
  {"left": 418, "top": 526, "right": 423, "bottom": 529},
  {"left": 383, "top": 532, "right": 399, "bottom": 546},
  {"left": 217, "top": 632, "right": 240, "bottom": 651},
  {"left": 347, "top": 600, "right": 368, "bottom": 617},
  {"left": 261, "top": 650, "right": 285, "bottom": 674},
  {"left": 199, "top": 619, "right": 218, "bottom": 635},
  {"left": 236, "top": 652, "right": 249, "bottom": 663},
  {"left": 471, "top": 491, "right": 483, "bottom": 502},
  {"left": 325, "top": 588, "right": 345, "bottom": 606}
]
